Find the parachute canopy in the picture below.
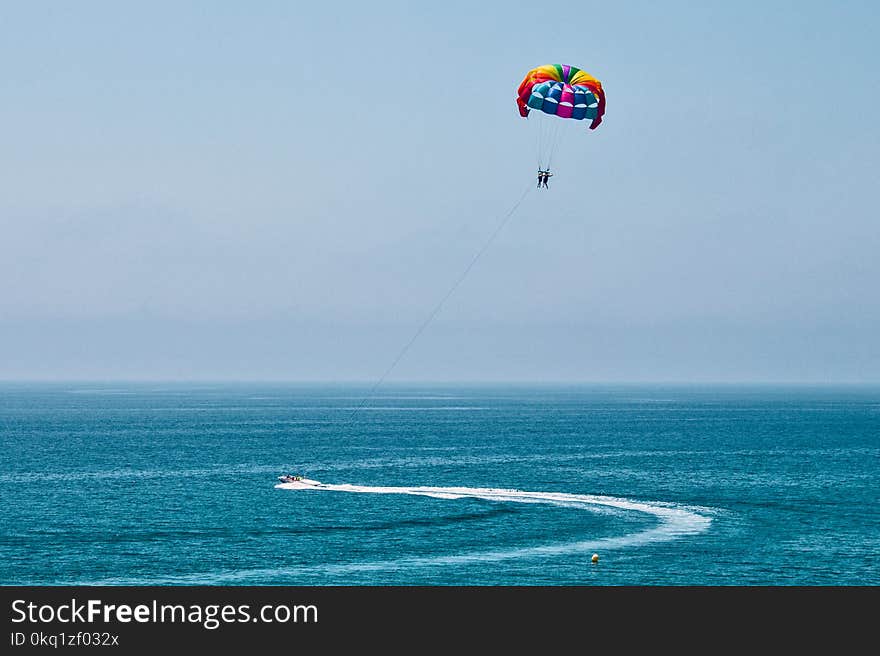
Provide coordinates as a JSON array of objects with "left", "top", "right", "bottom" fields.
[{"left": 516, "top": 64, "right": 605, "bottom": 129}]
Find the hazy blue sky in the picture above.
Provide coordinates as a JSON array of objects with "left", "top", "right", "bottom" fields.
[{"left": 1, "top": 1, "right": 878, "bottom": 381}]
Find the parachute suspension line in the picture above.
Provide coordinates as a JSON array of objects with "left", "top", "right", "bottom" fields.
[
  {"left": 536, "top": 113, "right": 549, "bottom": 169},
  {"left": 545, "top": 122, "right": 552, "bottom": 166},
  {"left": 534, "top": 113, "right": 565, "bottom": 171},
  {"left": 541, "top": 117, "right": 550, "bottom": 169},
  {"left": 535, "top": 114, "right": 544, "bottom": 169},
  {"left": 534, "top": 112, "right": 546, "bottom": 169},
  {"left": 547, "top": 119, "right": 564, "bottom": 170},
  {"left": 346, "top": 181, "right": 535, "bottom": 423}
]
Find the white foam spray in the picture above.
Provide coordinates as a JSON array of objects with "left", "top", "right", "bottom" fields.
[
  {"left": 276, "top": 479, "right": 712, "bottom": 564},
  {"left": 62, "top": 480, "right": 713, "bottom": 584}
]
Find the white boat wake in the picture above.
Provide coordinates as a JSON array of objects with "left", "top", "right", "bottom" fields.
[
  {"left": 276, "top": 478, "right": 712, "bottom": 563},
  {"left": 58, "top": 479, "right": 713, "bottom": 584}
]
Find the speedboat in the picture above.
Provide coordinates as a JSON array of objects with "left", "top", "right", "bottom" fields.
[{"left": 276, "top": 475, "right": 327, "bottom": 489}]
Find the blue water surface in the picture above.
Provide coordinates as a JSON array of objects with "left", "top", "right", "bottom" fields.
[{"left": 1, "top": 383, "right": 877, "bottom": 585}]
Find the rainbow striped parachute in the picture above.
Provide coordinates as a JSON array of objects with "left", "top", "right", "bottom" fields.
[{"left": 516, "top": 64, "right": 605, "bottom": 129}]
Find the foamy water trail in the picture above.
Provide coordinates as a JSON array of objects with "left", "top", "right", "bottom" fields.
[
  {"left": 276, "top": 481, "right": 712, "bottom": 564},
  {"left": 60, "top": 481, "right": 712, "bottom": 584}
]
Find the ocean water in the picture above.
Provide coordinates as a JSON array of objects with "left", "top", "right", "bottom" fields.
[{"left": 0, "top": 383, "right": 877, "bottom": 586}]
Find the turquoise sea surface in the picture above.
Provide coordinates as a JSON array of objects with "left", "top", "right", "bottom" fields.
[{"left": 1, "top": 383, "right": 877, "bottom": 585}]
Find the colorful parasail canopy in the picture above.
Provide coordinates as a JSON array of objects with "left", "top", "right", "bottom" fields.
[{"left": 516, "top": 64, "right": 605, "bottom": 129}]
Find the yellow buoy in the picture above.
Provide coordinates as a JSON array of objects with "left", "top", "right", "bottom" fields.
[{"left": 591, "top": 554, "right": 599, "bottom": 563}]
